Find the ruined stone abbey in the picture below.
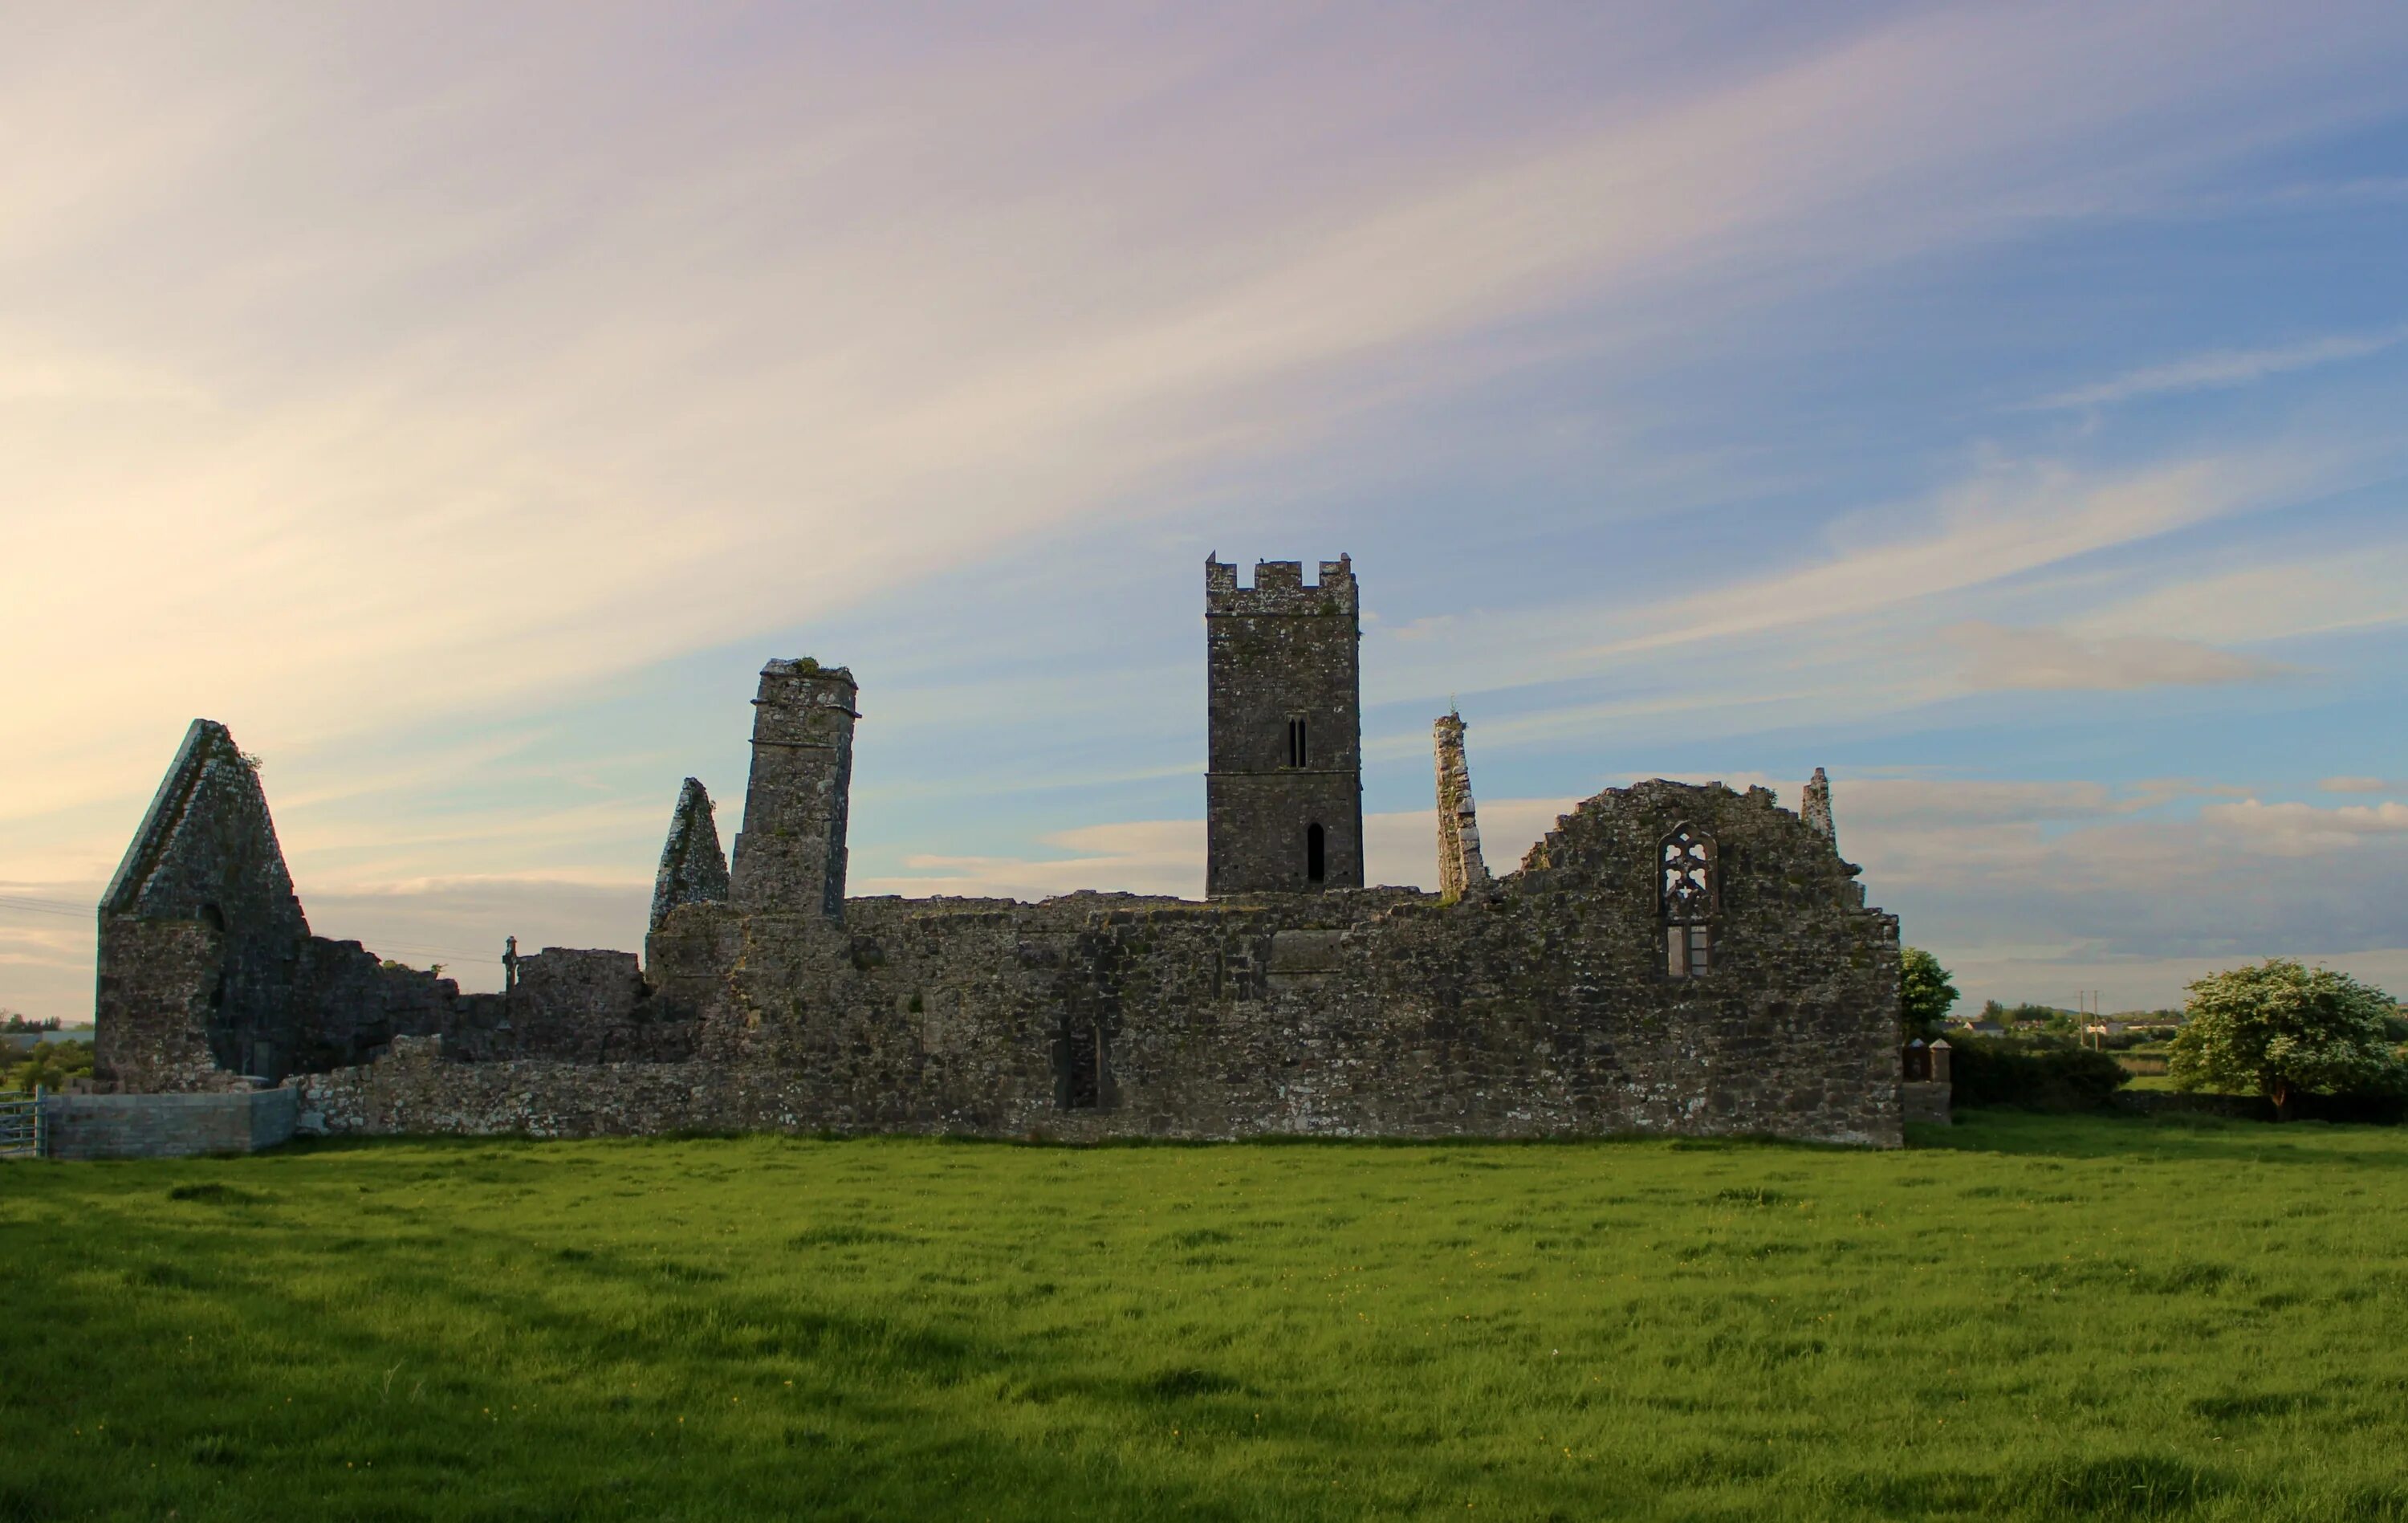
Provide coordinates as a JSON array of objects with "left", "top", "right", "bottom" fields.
[{"left": 92, "top": 556, "right": 1906, "bottom": 1146}]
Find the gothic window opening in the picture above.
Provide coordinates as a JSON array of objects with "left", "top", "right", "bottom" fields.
[
  {"left": 1287, "top": 716, "right": 1308, "bottom": 768},
  {"left": 1307, "top": 822, "right": 1326, "bottom": 884},
  {"left": 1056, "top": 1018, "right": 1103, "bottom": 1110},
  {"left": 1661, "top": 824, "right": 1716, "bottom": 977}
]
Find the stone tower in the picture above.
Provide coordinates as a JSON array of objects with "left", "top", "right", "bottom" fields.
[
  {"left": 1801, "top": 766, "right": 1835, "bottom": 845},
  {"left": 729, "top": 659, "right": 858, "bottom": 918},
  {"left": 1205, "top": 555, "right": 1363, "bottom": 896},
  {"left": 1433, "top": 709, "right": 1489, "bottom": 901}
]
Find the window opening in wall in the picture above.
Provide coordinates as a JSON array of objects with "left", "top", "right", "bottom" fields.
[
  {"left": 1307, "top": 822, "right": 1326, "bottom": 884},
  {"left": 1661, "top": 824, "right": 1715, "bottom": 977},
  {"left": 1058, "top": 1018, "right": 1101, "bottom": 1110},
  {"left": 1287, "top": 716, "right": 1308, "bottom": 768}
]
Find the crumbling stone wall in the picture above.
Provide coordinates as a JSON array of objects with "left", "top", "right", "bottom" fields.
[
  {"left": 1206, "top": 556, "right": 1364, "bottom": 896},
  {"left": 305, "top": 780, "right": 1900, "bottom": 1146},
  {"left": 94, "top": 917, "right": 238, "bottom": 1093},
  {"left": 96, "top": 719, "right": 309, "bottom": 1089}
]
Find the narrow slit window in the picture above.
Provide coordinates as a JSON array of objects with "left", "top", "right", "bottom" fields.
[
  {"left": 1287, "top": 717, "right": 1308, "bottom": 768},
  {"left": 1307, "top": 821, "right": 1326, "bottom": 884},
  {"left": 1058, "top": 1019, "right": 1101, "bottom": 1110}
]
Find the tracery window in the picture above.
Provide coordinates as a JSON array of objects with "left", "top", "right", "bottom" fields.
[{"left": 1661, "top": 824, "right": 1715, "bottom": 977}]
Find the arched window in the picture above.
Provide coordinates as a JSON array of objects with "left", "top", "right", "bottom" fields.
[
  {"left": 1661, "top": 825, "right": 1714, "bottom": 977},
  {"left": 1306, "top": 822, "right": 1326, "bottom": 885},
  {"left": 1287, "top": 716, "right": 1308, "bottom": 768}
]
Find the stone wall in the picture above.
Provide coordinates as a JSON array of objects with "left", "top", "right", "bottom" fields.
[
  {"left": 1901, "top": 1080, "right": 1951, "bottom": 1126},
  {"left": 45, "top": 1087, "right": 297, "bottom": 1160},
  {"left": 1206, "top": 556, "right": 1365, "bottom": 896},
  {"left": 95, "top": 719, "right": 312, "bottom": 1086},
  {"left": 303, "top": 779, "right": 1902, "bottom": 1147}
]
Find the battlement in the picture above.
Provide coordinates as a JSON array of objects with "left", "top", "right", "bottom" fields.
[{"left": 1204, "top": 554, "right": 1358, "bottom": 617}]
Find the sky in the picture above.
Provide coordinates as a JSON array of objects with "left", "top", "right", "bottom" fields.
[{"left": 5, "top": 0, "right": 2407, "bottom": 1024}]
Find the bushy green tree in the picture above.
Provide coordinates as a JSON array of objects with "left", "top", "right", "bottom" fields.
[
  {"left": 2169, "top": 959, "right": 2402, "bottom": 1118},
  {"left": 5, "top": 1039, "right": 92, "bottom": 1093},
  {"left": 1900, "top": 947, "right": 1959, "bottom": 1039}
]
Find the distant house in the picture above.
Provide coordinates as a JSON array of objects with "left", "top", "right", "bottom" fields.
[{"left": 1968, "top": 1020, "right": 2007, "bottom": 1036}]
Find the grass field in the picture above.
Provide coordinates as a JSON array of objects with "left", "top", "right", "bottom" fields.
[{"left": 6, "top": 1112, "right": 2406, "bottom": 1522}]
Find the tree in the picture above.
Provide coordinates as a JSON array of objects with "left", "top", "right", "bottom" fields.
[
  {"left": 2169, "top": 959, "right": 2402, "bottom": 1118},
  {"left": 1900, "top": 947, "right": 1959, "bottom": 1040}
]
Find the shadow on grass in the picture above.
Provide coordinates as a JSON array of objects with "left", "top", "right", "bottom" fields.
[{"left": 1914, "top": 1107, "right": 2408, "bottom": 1168}]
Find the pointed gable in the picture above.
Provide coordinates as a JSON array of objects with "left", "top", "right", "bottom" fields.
[
  {"left": 100, "top": 719, "right": 306, "bottom": 938},
  {"left": 650, "top": 777, "right": 730, "bottom": 930}
]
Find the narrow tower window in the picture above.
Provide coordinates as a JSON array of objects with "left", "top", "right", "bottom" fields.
[
  {"left": 1056, "top": 1018, "right": 1102, "bottom": 1110},
  {"left": 1660, "top": 824, "right": 1716, "bottom": 977},
  {"left": 1307, "top": 822, "right": 1326, "bottom": 884},
  {"left": 1287, "top": 717, "right": 1308, "bottom": 768}
]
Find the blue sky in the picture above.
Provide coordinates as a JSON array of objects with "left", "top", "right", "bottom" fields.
[{"left": 5, "top": 0, "right": 2407, "bottom": 1023}]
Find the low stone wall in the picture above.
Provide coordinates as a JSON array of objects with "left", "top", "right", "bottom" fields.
[{"left": 43, "top": 1087, "right": 298, "bottom": 1160}]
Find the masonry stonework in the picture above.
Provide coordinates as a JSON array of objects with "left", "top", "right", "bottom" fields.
[
  {"left": 1206, "top": 556, "right": 1364, "bottom": 897},
  {"left": 1433, "top": 709, "right": 1490, "bottom": 902},
  {"left": 92, "top": 556, "right": 1908, "bottom": 1148}
]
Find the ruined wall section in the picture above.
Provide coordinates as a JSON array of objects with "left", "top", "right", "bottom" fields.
[
  {"left": 730, "top": 660, "right": 857, "bottom": 918},
  {"left": 1206, "top": 556, "right": 1364, "bottom": 897},
  {"left": 94, "top": 918, "right": 241, "bottom": 1093},
  {"left": 324, "top": 781, "right": 1899, "bottom": 1146},
  {"left": 96, "top": 719, "right": 310, "bottom": 1089}
]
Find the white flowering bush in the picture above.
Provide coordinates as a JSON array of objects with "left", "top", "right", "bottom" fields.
[{"left": 2169, "top": 958, "right": 2402, "bottom": 1117}]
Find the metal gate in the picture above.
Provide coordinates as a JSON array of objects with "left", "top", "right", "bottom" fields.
[{"left": 0, "top": 1088, "right": 42, "bottom": 1159}]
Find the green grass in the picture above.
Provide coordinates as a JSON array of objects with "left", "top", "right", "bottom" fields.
[{"left": 7, "top": 1111, "right": 2408, "bottom": 1521}]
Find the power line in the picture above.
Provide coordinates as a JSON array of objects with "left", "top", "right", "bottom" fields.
[{"left": 0, "top": 896, "right": 92, "bottom": 919}]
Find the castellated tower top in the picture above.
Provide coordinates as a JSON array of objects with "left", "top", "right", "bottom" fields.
[
  {"left": 729, "top": 658, "right": 859, "bottom": 918},
  {"left": 1204, "top": 555, "right": 1358, "bottom": 617}
]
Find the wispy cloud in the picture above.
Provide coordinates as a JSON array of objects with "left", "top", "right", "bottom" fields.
[
  {"left": 2030, "top": 325, "right": 2408, "bottom": 410},
  {"left": 1943, "top": 621, "right": 2293, "bottom": 690}
]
